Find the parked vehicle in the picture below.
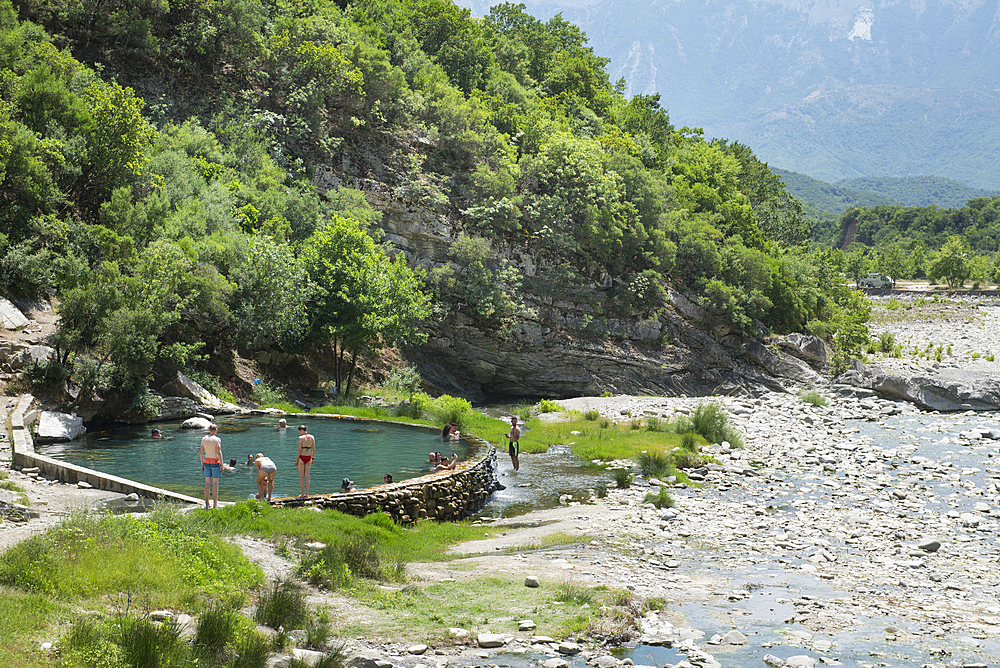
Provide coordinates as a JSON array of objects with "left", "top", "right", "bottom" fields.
[{"left": 858, "top": 272, "right": 894, "bottom": 288}]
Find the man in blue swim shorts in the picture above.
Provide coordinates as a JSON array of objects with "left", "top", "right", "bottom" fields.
[{"left": 200, "top": 424, "right": 224, "bottom": 509}]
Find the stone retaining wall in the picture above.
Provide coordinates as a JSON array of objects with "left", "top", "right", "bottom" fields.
[
  {"left": 8, "top": 394, "right": 202, "bottom": 505},
  {"left": 272, "top": 429, "right": 500, "bottom": 523}
]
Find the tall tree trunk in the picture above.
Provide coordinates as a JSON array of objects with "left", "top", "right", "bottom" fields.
[{"left": 345, "top": 349, "right": 358, "bottom": 397}]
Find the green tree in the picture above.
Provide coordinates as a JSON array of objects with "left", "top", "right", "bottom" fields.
[
  {"left": 844, "top": 244, "right": 873, "bottom": 286},
  {"left": 928, "top": 235, "right": 972, "bottom": 288},
  {"left": 302, "top": 216, "right": 431, "bottom": 395}
]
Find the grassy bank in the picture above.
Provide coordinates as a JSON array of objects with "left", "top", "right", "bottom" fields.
[{"left": 0, "top": 501, "right": 645, "bottom": 667}]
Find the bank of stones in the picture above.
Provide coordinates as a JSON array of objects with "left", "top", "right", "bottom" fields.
[{"left": 273, "top": 447, "right": 499, "bottom": 523}]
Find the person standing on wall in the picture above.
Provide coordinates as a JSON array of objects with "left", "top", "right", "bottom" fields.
[
  {"left": 200, "top": 424, "right": 223, "bottom": 509},
  {"left": 295, "top": 424, "right": 315, "bottom": 497}
]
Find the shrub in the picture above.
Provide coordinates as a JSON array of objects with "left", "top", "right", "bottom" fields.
[
  {"left": 385, "top": 366, "right": 422, "bottom": 396},
  {"left": 690, "top": 402, "right": 729, "bottom": 443},
  {"left": 635, "top": 452, "right": 672, "bottom": 479},
  {"left": 255, "top": 579, "right": 309, "bottom": 630},
  {"left": 231, "top": 629, "right": 271, "bottom": 668},
  {"left": 426, "top": 394, "right": 474, "bottom": 430},
  {"left": 800, "top": 390, "right": 827, "bottom": 407},
  {"left": 583, "top": 410, "right": 600, "bottom": 421},
  {"left": 611, "top": 468, "right": 632, "bottom": 489},
  {"left": 513, "top": 403, "right": 532, "bottom": 421},
  {"left": 642, "top": 487, "right": 674, "bottom": 509},
  {"left": 195, "top": 604, "right": 240, "bottom": 659},
  {"left": 878, "top": 331, "right": 895, "bottom": 352},
  {"left": 535, "top": 399, "right": 561, "bottom": 413}
]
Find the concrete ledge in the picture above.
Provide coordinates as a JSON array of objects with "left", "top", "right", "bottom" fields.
[{"left": 9, "top": 394, "right": 200, "bottom": 506}]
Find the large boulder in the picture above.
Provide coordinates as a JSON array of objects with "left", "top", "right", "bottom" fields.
[
  {"left": 0, "top": 298, "right": 29, "bottom": 330},
  {"left": 835, "top": 364, "right": 1000, "bottom": 412},
  {"left": 162, "top": 371, "right": 239, "bottom": 413},
  {"left": 775, "top": 333, "right": 828, "bottom": 365},
  {"left": 180, "top": 416, "right": 213, "bottom": 430},
  {"left": 35, "top": 411, "right": 86, "bottom": 443},
  {"left": 743, "top": 340, "right": 822, "bottom": 385}
]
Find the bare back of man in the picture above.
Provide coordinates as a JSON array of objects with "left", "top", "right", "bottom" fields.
[{"left": 199, "top": 425, "right": 223, "bottom": 509}]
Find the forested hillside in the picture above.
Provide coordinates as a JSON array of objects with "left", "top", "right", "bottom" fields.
[
  {"left": 0, "top": 0, "right": 869, "bottom": 418},
  {"left": 836, "top": 176, "right": 1000, "bottom": 209}
]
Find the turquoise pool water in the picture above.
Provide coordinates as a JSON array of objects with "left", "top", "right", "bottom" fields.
[{"left": 41, "top": 415, "right": 471, "bottom": 502}]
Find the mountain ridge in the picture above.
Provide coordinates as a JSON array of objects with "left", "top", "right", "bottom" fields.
[{"left": 459, "top": 0, "right": 1000, "bottom": 190}]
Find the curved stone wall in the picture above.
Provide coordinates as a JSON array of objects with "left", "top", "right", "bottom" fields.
[{"left": 273, "top": 436, "right": 500, "bottom": 523}]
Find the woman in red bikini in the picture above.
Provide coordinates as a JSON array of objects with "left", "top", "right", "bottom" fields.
[{"left": 295, "top": 424, "right": 315, "bottom": 497}]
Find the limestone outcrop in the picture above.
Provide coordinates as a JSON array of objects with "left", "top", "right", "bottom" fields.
[
  {"left": 366, "top": 192, "right": 831, "bottom": 401},
  {"left": 162, "top": 371, "right": 240, "bottom": 413}
]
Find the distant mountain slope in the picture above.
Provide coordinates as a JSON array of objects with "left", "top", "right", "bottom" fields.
[
  {"left": 775, "top": 169, "right": 899, "bottom": 216},
  {"left": 835, "top": 176, "right": 1000, "bottom": 209},
  {"left": 458, "top": 0, "right": 1000, "bottom": 190}
]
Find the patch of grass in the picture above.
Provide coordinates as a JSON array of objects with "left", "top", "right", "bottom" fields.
[
  {"left": 583, "top": 410, "right": 600, "bottom": 421},
  {"left": 512, "top": 402, "right": 532, "bottom": 421},
  {"left": 611, "top": 468, "right": 632, "bottom": 489},
  {"left": 645, "top": 416, "right": 665, "bottom": 432},
  {"left": 800, "top": 390, "right": 828, "bottom": 407},
  {"left": 517, "top": 416, "right": 692, "bottom": 461},
  {"left": 0, "top": 479, "right": 29, "bottom": 505},
  {"left": 255, "top": 579, "right": 309, "bottom": 630},
  {"left": 642, "top": 487, "right": 674, "bottom": 509},
  {"left": 687, "top": 402, "right": 742, "bottom": 448},
  {"left": 554, "top": 582, "right": 594, "bottom": 606},
  {"left": 988, "top": 353, "right": 995, "bottom": 362},
  {"left": 971, "top": 352, "right": 982, "bottom": 359},
  {"left": 0, "top": 510, "right": 262, "bottom": 606},
  {"left": 195, "top": 602, "right": 241, "bottom": 660},
  {"left": 0, "top": 590, "right": 63, "bottom": 668}
]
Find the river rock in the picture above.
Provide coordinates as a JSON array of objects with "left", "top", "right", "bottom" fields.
[
  {"left": 525, "top": 575, "right": 540, "bottom": 587},
  {"left": 542, "top": 659, "right": 569, "bottom": 668},
  {"left": 447, "top": 627, "right": 470, "bottom": 639},
  {"left": 721, "top": 630, "right": 747, "bottom": 645},
  {"left": 346, "top": 654, "right": 394, "bottom": 668},
  {"left": 783, "top": 657, "right": 815, "bottom": 668},
  {"left": 35, "top": 411, "right": 86, "bottom": 443},
  {"left": 292, "top": 649, "right": 325, "bottom": 666},
  {"left": 518, "top": 620, "right": 536, "bottom": 631},
  {"left": 477, "top": 633, "right": 506, "bottom": 648},
  {"left": 180, "top": 417, "right": 213, "bottom": 430},
  {"left": 762, "top": 655, "right": 785, "bottom": 667},
  {"left": 557, "top": 641, "right": 582, "bottom": 655},
  {"left": 407, "top": 645, "right": 427, "bottom": 655},
  {"left": 592, "top": 656, "right": 618, "bottom": 668}
]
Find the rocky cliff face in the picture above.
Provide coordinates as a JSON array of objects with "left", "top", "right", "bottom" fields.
[{"left": 367, "top": 190, "right": 825, "bottom": 401}]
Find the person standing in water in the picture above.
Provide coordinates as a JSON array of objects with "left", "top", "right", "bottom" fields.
[
  {"left": 507, "top": 416, "right": 521, "bottom": 472},
  {"left": 199, "top": 424, "right": 223, "bottom": 509},
  {"left": 295, "top": 424, "right": 315, "bottom": 497}
]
